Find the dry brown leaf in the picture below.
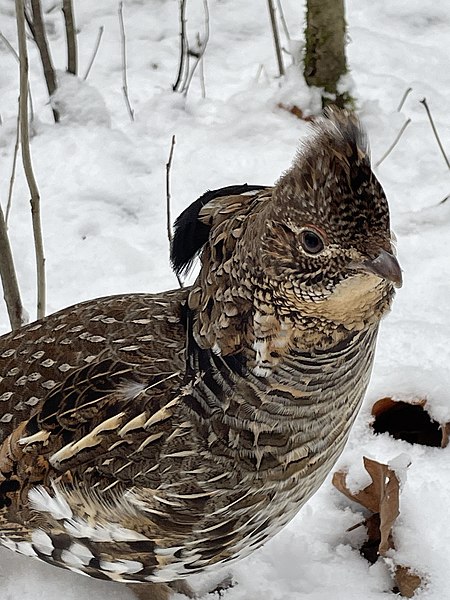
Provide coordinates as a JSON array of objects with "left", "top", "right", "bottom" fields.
[
  {"left": 372, "top": 397, "right": 426, "bottom": 418},
  {"left": 332, "top": 457, "right": 399, "bottom": 555},
  {"left": 333, "top": 457, "right": 423, "bottom": 596},
  {"left": 394, "top": 565, "right": 422, "bottom": 598}
]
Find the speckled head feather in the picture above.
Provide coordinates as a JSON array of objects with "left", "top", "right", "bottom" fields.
[{"left": 273, "top": 107, "right": 388, "bottom": 247}]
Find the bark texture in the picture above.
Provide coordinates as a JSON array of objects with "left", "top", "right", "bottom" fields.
[{"left": 304, "top": 0, "right": 350, "bottom": 107}]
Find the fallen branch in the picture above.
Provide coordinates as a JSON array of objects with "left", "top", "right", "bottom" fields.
[
  {"left": 26, "top": 0, "right": 59, "bottom": 123},
  {"left": 16, "top": 0, "right": 46, "bottom": 319},
  {"left": 267, "top": 0, "right": 284, "bottom": 76},
  {"left": 375, "top": 118, "right": 411, "bottom": 168},
  {"left": 420, "top": 98, "right": 450, "bottom": 170},
  {"left": 165, "top": 135, "right": 183, "bottom": 288},
  {"left": 62, "top": 0, "right": 77, "bottom": 75},
  {"left": 83, "top": 25, "right": 104, "bottom": 80},
  {"left": 118, "top": 2, "right": 134, "bottom": 121}
]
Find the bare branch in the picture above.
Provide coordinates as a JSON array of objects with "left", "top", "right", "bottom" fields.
[
  {"left": 420, "top": 98, "right": 450, "bottom": 171},
  {"left": 173, "top": 0, "right": 188, "bottom": 92},
  {"left": 375, "top": 119, "right": 411, "bottom": 169},
  {"left": 276, "top": 0, "right": 291, "bottom": 44},
  {"left": 16, "top": 0, "right": 46, "bottom": 319},
  {"left": 6, "top": 107, "right": 20, "bottom": 224},
  {"left": 255, "top": 63, "right": 270, "bottom": 84},
  {"left": 397, "top": 86, "right": 412, "bottom": 112},
  {"left": 0, "top": 200, "right": 27, "bottom": 330},
  {"left": 0, "top": 31, "right": 20, "bottom": 60},
  {"left": 83, "top": 25, "right": 104, "bottom": 80},
  {"left": 27, "top": 0, "right": 59, "bottom": 123},
  {"left": 62, "top": 0, "right": 77, "bottom": 75},
  {"left": 197, "top": 32, "right": 206, "bottom": 99},
  {"left": 118, "top": 2, "right": 134, "bottom": 121},
  {"left": 165, "top": 135, "right": 183, "bottom": 288},
  {"left": 267, "top": 0, "right": 284, "bottom": 77},
  {"left": 182, "top": 0, "right": 209, "bottom": 96},
  {"left": 0, "top": 32, "right": 35, "bottom": 122}
]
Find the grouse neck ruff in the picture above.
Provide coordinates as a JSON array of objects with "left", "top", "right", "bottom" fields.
[{"left": 0, "top": 108, "right": 400, "bottom": 599}]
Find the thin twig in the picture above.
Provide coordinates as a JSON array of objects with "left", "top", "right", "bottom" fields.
[
  {"left": 420, "top": 98, "right": 450, "bottom": 170},
  {"left": 165, "top": 135, "right": 183, "bottom": 288},
  {"left": 83, "top": 25, "right": 104, "bottom": 80},
  {"left": 27, "top": 0, "right": 59, "bottom": 122},
  {"left": 397, "top": 86, "right": 412, "bottom": 112},
  {"left": 62, "top": 0, "right": 77, "bottom": 75},
  {"left": 255, "top": 63, "right": 270, "bottom": 85},
  {"left": 173, "top": 0, "right": 188, "bottom": 91},
  {"left": 0, "top": 30, "right": 35, "bottom": 122},
  {"left": 183, "top": 0, "right": 209, "bottom": 96},
  {"left": 118, "top": 2, "right": 134, "bottom": 121},
  {"left": 276, "top": 0, "right": 291, "bottom": 43},
  {"left": 375, "top": 119, "right": 411, "bottom": 168},
  {"left": 0, "top": 31, "right": 19, "bottom": 59},
  {"left": 6, "top": 107, "right": 21, "bottom": 224},
  {"left": 197, "top": 32, "right": 206, "bottom": 99},
  {"left": 0, "top": 199, "right": 27, "bottom": 330},
  {"left": 16, "top": 0, "right": 46, "bottom": 319},
  {"left": 267, "top": 0, "right": 284, "bottom": 76}
]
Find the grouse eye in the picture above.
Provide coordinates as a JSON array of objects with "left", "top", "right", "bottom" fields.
[{"left": 300, "top": 230, "right": 324, "bottom": 255}]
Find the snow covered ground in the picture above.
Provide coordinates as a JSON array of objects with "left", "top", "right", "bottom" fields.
[{"left": 0, "top": 0, "right": 449, "bottom": 598}]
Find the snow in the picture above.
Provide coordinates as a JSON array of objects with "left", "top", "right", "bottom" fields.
[{"left": 0, "top": 0, "right": 449, "bottom": 598}]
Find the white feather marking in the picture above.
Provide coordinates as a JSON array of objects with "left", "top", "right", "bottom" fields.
[
  {"left": 100, "top": 559, "right": 144, "bottom": 574},
  {"left": 0, "top": 538, "right": 17, "bottom": 551},
  {"left": 31, "top": 529, "right": 54, "bottom": 555},
  {"left": 135, "top": 432, "right": 164, "bottom": 452},
  {"left": 119, "top": 412, "right": 147, "bottom": 436},
  {"left": 16, "top": 541, "right": 37, "bottom": 557},
  {"left": 19, "top": 430, "right": 50, "bottom": 446},
  {"left": 60, "top": 542, "right": 95, "bottom": 567},
  {"left": 29, "top": 484, "right": 73, "bottom": 520},
  {"left": 61, "top": 549, "right": 87, "bottom": 568},
  {"left": 118, "top": 382, "right": 146, "bottom": 401},
  {"left": 69, "top": 542, "right": 95, "bottom": 563},
  {"left": 50, "top": 412, "right": 126, "bottom": 467},
  {"left": 64, "top": 517, "right": 150, "bottom": 543}
]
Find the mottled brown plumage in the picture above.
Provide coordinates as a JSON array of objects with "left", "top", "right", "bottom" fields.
[{"left": 0, "top": 109, "right": 401, "bottom": 598}]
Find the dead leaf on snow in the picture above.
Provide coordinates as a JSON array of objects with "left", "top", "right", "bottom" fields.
[
  {"left": 332, "top": 456, "right": 399, "bottom": 554},
  {"left": 394, "top": 565, "right": 423, "bottom": 598},
  {"left": 333, "top": 456, "right": 422, "bottom": 597}
]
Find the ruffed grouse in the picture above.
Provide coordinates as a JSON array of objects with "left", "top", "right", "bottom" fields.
[{"left": 0, "top": 109, "right": 401, "bottom": 599}]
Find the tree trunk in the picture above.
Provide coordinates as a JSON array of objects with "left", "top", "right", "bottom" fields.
[{"left": 304, "top": 0, "right": 350, "bottom": 108}]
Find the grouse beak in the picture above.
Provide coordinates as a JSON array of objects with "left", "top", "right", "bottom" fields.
[{"left": 359, "top": 248, "right": 403, "bottom": 288}]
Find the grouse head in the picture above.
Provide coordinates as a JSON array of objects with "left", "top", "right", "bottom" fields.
[
  {"left": 256, "top": 108, "right": 401, "bottom": 315},
  {"left": 172, "top": 108, "right": 401, "bottom": 358}
]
